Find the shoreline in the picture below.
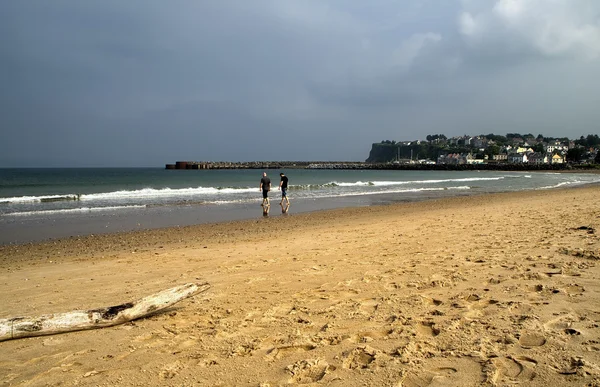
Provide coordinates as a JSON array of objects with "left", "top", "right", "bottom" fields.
[
  {"left": 0, "top": 183, "right": 595, "bottom": 256},
  {"left": 2, "top": 169, "right": 600, "bottom": 247},
  {"left": 1, "top": 176, "right": 597, "bottom": 247},
  {"left": 0, "top": 182, "right": 483, "bottom": 246},
  {"left": 1, "top": 185, "right": 600, "bottom": 385}
]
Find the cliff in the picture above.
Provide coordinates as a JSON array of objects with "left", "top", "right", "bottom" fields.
[{"left": 366, "top": 142, "right": 422, "bottom": 163}]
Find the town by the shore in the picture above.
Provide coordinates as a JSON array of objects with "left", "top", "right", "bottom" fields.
[{"left": 1, "top": 186, "right": 600, "bottom": 386}]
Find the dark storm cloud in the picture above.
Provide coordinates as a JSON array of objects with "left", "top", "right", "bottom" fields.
[{"left": 1, "top": 0, "right": 599, "bottom": 166}]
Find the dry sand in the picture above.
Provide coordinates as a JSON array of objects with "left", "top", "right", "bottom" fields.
[{"left": 1, "top": 186, "right": 600, "bottom": 386}]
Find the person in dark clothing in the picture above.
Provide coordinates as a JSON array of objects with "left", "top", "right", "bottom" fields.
[
  {"left": 278, "top": 172, "right": 289, "bottom": 205},
  {"left": 260, "top": 172, "right": 271, "bottom": 206}
]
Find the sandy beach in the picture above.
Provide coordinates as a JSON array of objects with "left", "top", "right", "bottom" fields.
[{"left": 1, "top": 186, "right": 600, "bottom": 386}]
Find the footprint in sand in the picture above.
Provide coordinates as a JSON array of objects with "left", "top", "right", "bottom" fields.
[
  {"left": 342, "top": 346, "right": 380, "bottom": 370},
  {"left": 266, "top": 344, "right": 317, "bottom": 360},
  {"left": 402, "top": 357, "right": 484, "bottom": 387},
  {"left": 285, "top": 359, "right": 335, "bottom": 384},
  {"left": 465, "top": 294, "right": 481, "bottom": 302},
  {"left": 543, "top": 314, "right": 579, "bottom": 331},
  {"left": 261, "top": 303, "right": 297, "bottom": 323},
  {"left": 487, "top": 356, "right": 537, "bottom": 384},
  {"left": 385, "top": 281, "right": 402, "bottom": 291},
  {"left": 551, "top": 356, "right": 587, "bottom": 375},
  {"left": 564, "top": 283, "right": 585, "bottom": 296},
  {"left": 358, "top": 298, "right": 380, "bottom": 314},
  {"left": 421, "top": 296, "right": 443, "bottom": 306},
  {"left": 159, "top": 360, "right": 184, "bottom": 379},
  {"left": 518, "top": 332, "right": 546, "bottom": 348},
  {"left": 417, "top": 321, "right": 441, "bottom": 337},
  {"left": 459, "top": 293, "right": 500, "bottom": 320},
  {"left": 346, "top": 328, "right": 394, "bottom": 344}
]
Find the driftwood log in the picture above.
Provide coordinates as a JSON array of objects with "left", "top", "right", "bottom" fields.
[{"left": 0, "top": 282, "right": 210, "bottom": 342}]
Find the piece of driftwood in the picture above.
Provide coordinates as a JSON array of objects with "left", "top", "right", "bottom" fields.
[{"left": 0, "top": 282, "right": 209, "bottom": 342}]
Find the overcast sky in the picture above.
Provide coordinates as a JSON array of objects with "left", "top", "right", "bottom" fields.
[{"left": 1, "top": 0, "right": 599, "bottom": 167}]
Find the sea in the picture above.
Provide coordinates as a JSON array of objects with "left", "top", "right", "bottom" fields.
[{"left": 1, "top": 168, "right": 599, "bottom": 245}]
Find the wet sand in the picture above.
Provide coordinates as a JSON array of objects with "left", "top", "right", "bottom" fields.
[{"left": 1, "top": 186, "right": 600, "bottom": 386}]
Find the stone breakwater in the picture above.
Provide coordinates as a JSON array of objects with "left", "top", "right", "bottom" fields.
[
  {"left": 165, "top": 161, "right": 349, "bottom": 169},
  {"left": 165, "top": 160, "right": 578, "bottom": 171}
]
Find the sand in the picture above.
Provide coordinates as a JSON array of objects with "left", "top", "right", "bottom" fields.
[{"left": 1, "top": 186, "right": 600, "bottom": 386}]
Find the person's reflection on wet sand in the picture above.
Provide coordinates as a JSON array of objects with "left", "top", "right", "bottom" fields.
[
  {"left": 262, "top": 203, "right": 270, "bottom": 217},
  {"left": 280, "top": 202, "right": 290, "bottom": 215}
]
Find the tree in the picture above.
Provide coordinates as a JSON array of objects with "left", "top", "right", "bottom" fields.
[
  {"left": 587, "top": 134, "right": 600, "bottom": 147},
  {"left": 485, "top": 144, "right": 500, "bottom": 157},
  {"left": 484, "top": 133, "right": 508, "bottom": 145},
  {"left": 595, "top": 151, "right": 600, "bottom": 164},
  {"left": 533, "top": 143, "right": 545, "bottom": 153},
  {"left": 575, "top": 135, "right": 600, "bottom": 147},
  {"left": 566, "top": 148, "right": 585, "bottom": 162},
  {"left": 426, "top": 134, "right": 446, "bottom": 143}
]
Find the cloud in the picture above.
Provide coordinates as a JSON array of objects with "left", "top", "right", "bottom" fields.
[
  {"left": 1, "top": 1, "right": 599, "bottom": 166},
  {"left": 459, "top": 0, "right": 600, "bottom": 59},
  {"left": 392, "top": 33, "right": 442, "bottom": 69}
]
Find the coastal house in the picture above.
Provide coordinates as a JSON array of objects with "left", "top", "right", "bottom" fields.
[
  {"left": 437, "top": 153, "right": 483, "bottom": 165},
  {"left": 551, "top": 154, "right": 565, "bottom": 164},
  {"left": 492, "top": 154, "right": 508, "bottom": 162},
  {"left": 472, "top": 137, "right": 488, "bottom": 149},
  {"left": 546, "top": 142, "right": 567, "bottom": 154},
  {"left": 515, "top": 147, "right": 534, "bottom": 154},
  {"left": 437, "top": 153, "right": 466, "bottom": 165},
  {"left": 466, "top": 154, "right": 485, "bottom": 164},
  {"left": 528, "top": 152, "right": 549, "bottom": 164},
  {"left": 508, "top": 153, "right": 528, "bottom": 163},
  {"left": 437, "top": 154, "right": 455, "bottom": 164},
  {"left": 448, "top": 136, "right": 472, "bottom": 146}
]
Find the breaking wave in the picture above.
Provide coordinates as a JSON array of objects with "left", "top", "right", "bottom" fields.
[
  {"left": 0, "top": 186, "right": 258, "bottom": 204},
  {"left": 4, "top": 205, "right": 146, "bottom": 217}
]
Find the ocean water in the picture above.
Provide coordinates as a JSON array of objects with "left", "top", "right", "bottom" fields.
[{"left": 1, "top": 168, "right": 599, "bottom": 245}]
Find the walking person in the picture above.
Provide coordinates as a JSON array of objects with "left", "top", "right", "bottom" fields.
[
  {"left": 278, "top": 172, "right": 289, "bottom": 205},
  {"left": 260, "top": 172, "right": 271, "bottom": 206}
]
